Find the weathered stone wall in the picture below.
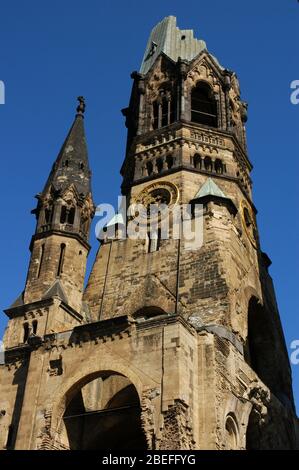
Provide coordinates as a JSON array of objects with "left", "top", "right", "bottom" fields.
[{"left": 24, "top": 234, "right": 89, "bottom": 313}]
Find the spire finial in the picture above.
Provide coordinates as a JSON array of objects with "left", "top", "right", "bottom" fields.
[{"left": 76, "top": 96, "right": 85, "bottom": 115}]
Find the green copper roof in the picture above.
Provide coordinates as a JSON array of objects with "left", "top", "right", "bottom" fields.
[
  {"left": 195, "top": 178, "right": 228, "bottom": 199},
  {"left": 140, "top": 16, "right": 207, "bottom": 74}
]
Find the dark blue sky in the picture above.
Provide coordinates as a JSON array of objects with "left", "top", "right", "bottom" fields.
[{"left": 1, "top": 0, "right": 299, "bottom": 409}]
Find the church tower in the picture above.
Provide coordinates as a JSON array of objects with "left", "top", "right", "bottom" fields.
[
  {"left": 0, "top": 17, "right": 298, "bottom": 450},
  {"left": 3, "top": 97, "right": 94, "bottom": 349}
]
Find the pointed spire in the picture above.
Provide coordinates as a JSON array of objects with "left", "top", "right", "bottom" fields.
[{"left": 42, "top": 96, "right": 91, "bottom": 197}]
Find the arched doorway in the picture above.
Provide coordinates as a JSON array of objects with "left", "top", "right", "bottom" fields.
[
  {"left": 245, "top": 297, "right": 278, "bottom": 393},
  {"left": 61, "top": 372, "right": 147, "bottom": 449}
]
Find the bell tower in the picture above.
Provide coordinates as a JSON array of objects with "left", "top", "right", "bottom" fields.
[
  {"left": 84, "top": 16, "right": 298, "bottom": 449},
  {"left": 3, "top": 97, "right": 94, "bottom": 348},
  {"left": 0, "top": 17, "right": 298, "bottom": 451}
]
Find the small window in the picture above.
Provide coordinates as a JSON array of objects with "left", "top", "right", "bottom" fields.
[
  {"left": 32, "top": 320, "right": 38, "bottom": 335},
  {"left": 166, "top": 155, "right": 174, "bottom": 169},
  {"left": 146, "top": 161, "right": 153, "bottom": 176},
  {"left": 156, "top": 158, "right": 163, "bottom": 173},
  {"left": 152, "top": 89, "right": 175, "bottom": 130},
  {"left": 57, "top": 243, "right": 66, "bottom": 277},
  {"left": 204, "top": 156, "right": 212, "bottom": 172},
  {"left": 23, "top": 323, "right": 30, "bottom": 343},
  {"left": 215, "top": 159, "right": 224, "bottom": 174},
  {"left": 193, "top": 154, "right": 202, "bottom": 169},
  {"left": 161, "top": 97, "right": 168, "bottom": 127},
  {"left": 64, "top": 160, "right": 69, "bottom": 167},
  {"left": 60, "top": 206, "right": 67, "bottom": 224},
  {"left": 37, "top": 244, "right": 45, "bottom": 278},
  {"left": 79, "top": 162, "right": 84, "bottom": 170},
  {"left": 68, "top": 207, "right": 75, "bottom": 225},
  {"left": 152, "top": 101, "right": 159, "bottom": 130},
  {"left": 44, "top": 207, "right": 52, "bottom": 224}
]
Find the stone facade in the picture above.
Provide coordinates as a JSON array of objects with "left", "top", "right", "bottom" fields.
[{"left": 0, "top": 16, "right": 298, "bottom": 450}]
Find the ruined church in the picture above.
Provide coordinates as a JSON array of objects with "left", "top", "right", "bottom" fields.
[{"left": 0, "top": 16, "right": 298, "bottom": 450}]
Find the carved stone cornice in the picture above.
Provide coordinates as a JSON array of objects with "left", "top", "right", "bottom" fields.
[
  {"left": 4, "top": 297, "right": 83, "bottom": 323},
  {"left": 4, "top": 297, "right": 55, "bottom": 319},
  {"left": 29, "top": 228, "right": 91, "bottom": 252}
]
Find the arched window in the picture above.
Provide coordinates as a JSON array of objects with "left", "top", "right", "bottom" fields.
[
  {"left": 32, "top": 320, "right": 38, "bottom": 335},
  {"left": 156, "top": 158, "right": 163, "bottom": 173},
  {"left": 60, "top": 206, "right": 75, "bottom": 225},
  {"left": 62, "top": 373, "right": 147, "bottom": 449},
  {"left": 193, "top": 154, "right": 202, "bottom": 169},
  {"left": 146, "top": 161, "right": 153, "bottom": 176},
  {"left": 161, "top": 97, "right": 169, "bottom": 127},
  {"left": 57, "top": 243, "right": 66, "bottom": 277},
  {"left": 204, "top": 156, "right": 212, "bottom": 171},
  {"left": 152, "top": 100, "right": 159, "bottom": 130},
  {"left": 191, "top": 82, "right": 218, "bottom": 127},
  {"left": 37, "top": 243, "right": 45, "bottom": 278},
  {"left": 68, "top": 207, "right": 75, "bottom": 224},
  {"left": 245, "top": 297, "right": 284, "bottom": 396},
  {"left": 152, "top": 88, "right": 175, "bottom": 130},
  {"left": 215, "top": 159, "right": 224, "bottom": 174},
  {"left": 23, "top": 323, "right": 30, "bottom": 343},
  {"left": 44, "top": 207, "right": 53, "bottom": 224},
  {"left": 166, "top": 155, "right": 174, "bottom": 169},
  {"left": 225, "top": 414, "right": 238, "bottom": 450},
  {"left": 60, "top": 206, "right": 67, "bottom": 224},
  {"left": 133, "top": 306, "right": 166, "bottom": 320}
]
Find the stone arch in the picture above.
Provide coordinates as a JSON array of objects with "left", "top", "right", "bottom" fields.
[
  {"left": 243, "top": 286, "right": 262, "bottom": 309},
  {"left": 51, "top": 366, "right": 148, "bottom": 450},
  {"left": 222, "top": 394, "right": 251, "bottom": 450},
  {"left": 224, "top": 413, "right": 239, "bottom": 450},
  {"left": 245, "top": 296, "right": 285, "bottom": 397},
  {"left": 51, "top": 360, "right": 146, "bottom": 437},
  {"left": 133, "top": 306, "right": 167, "bottom": 320},
  {"left": 121, "top": 275, "right": 176, "bottom": 318}
]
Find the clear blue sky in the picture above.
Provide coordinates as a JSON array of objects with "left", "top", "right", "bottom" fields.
[{"left": 0, "top": 0, "right": 298, "bottom": 410}]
